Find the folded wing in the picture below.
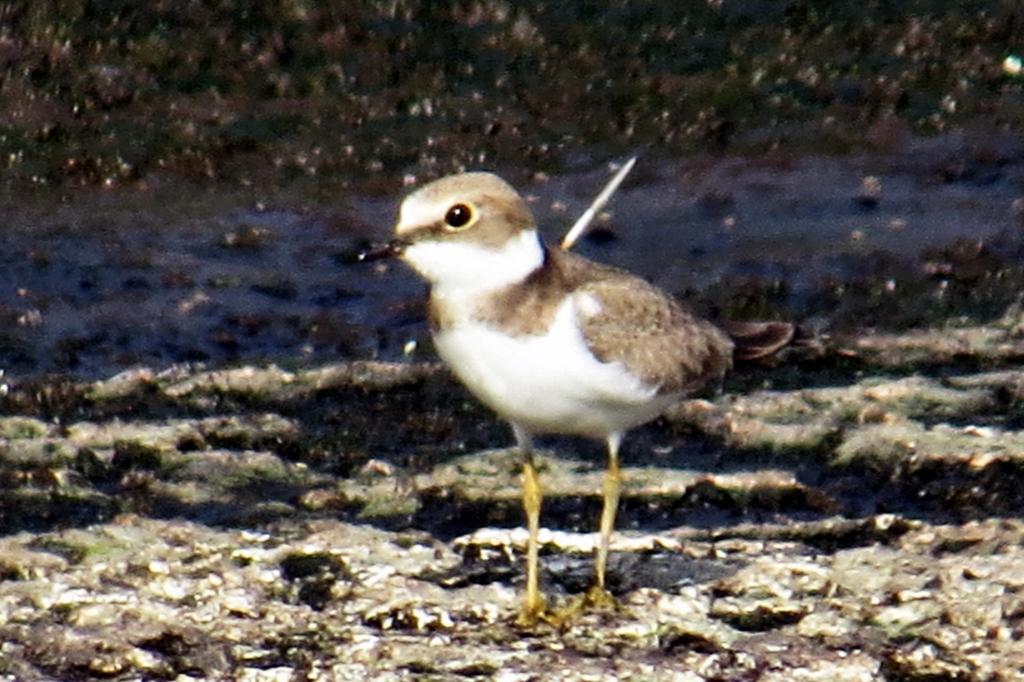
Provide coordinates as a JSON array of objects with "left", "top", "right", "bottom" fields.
[{"left": 575, "top": 276, "right": 734, "bottom": 395}]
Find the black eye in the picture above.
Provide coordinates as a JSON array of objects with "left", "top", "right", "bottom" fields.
[{"left": 444, "top": 203, "right": 474, "bottom": 229}]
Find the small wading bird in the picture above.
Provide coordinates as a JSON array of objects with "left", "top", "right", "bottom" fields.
[{"left": 370, "top": 170, "right": 791, "bottom": 625}]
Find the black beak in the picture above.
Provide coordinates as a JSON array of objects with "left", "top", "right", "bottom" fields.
[{"left": 357, "top": 238, "right": 408, "bottom": 262}]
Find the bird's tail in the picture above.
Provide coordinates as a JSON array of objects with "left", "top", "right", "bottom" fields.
[{"left": 720, "top": 320, "right": 799, "bottom": 362}]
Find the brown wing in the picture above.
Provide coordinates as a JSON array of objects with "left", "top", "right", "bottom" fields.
[
  {"left": 574, "top": 270, "right": 734, "bottom": 395},
  {"left": 469, "top": 246, "right": 733, "bottom": 394}
]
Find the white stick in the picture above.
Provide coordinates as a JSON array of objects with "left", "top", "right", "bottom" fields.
[{"left": 560, "top": 156, "right": 637, "bottom": 251}]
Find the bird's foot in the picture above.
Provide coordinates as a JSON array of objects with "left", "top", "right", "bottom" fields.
[
  {"left": 514, "top": 586, "right": 619, "bottom": 629},
  {"left": 583, "top": 584, "right": 617, "bottom": 610},
  {"left": 514, "top": 592, "right": 549, "bottom": 628},
  {"left": 551, "top": 587, "right": 620, "bottom": 626},
  {"left": 515, "top": 601, "right": 579, "bottom": 629}
]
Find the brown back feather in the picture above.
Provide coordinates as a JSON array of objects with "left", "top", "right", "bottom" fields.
[{"left": 471, "top": 247, "right": 733, "bottom": 395}]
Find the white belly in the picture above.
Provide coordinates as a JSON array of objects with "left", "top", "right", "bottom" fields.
[{"left": 433, "top": 297, "right": 675, "bottom": 438}]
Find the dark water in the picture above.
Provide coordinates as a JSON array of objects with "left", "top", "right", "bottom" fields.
[
  {"left": 0, "top": 131, "right": 1019, "bottom": 382},
  {"left": 2, "top": 132, "right": 1023, "bottom": 380},
  {"left": 2, "top": 2, "right": 1024, "bottom": 380}
]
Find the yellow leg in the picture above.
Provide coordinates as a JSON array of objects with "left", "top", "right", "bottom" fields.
[
  {"left": 589, "top": 433, "right": 622, "bottom": 606},
  {"left": 520, "top": 457, "right": 544, "bottom": 621},
  {"left": 513, "top": 426, "right": 546, "bottom": 625}
]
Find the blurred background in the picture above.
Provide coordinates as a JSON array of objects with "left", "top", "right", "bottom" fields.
[{"left": 1, "top": 0, "right": 1023, "bottom": 378}]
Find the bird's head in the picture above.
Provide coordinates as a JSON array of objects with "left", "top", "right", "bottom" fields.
[{"left": 389, "top": 172, "right": 545, "bottom": 291}]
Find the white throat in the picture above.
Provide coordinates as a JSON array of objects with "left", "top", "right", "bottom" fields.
[{"left": 402, "top": 229, "right": 544, "bottom": 296}]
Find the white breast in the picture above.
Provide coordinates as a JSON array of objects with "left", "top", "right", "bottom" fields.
[{"left": 433, "top": 295, "right": 676, "bottom": 438}]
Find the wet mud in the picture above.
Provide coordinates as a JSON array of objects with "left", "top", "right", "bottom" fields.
[
  {"left": 3, "top": 322, "right": 1024, "bottom": 679},
  {"left": 3, "top": 2, "right": 1024, "bottom": 680}
]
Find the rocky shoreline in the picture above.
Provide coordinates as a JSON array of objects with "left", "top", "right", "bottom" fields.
[{"left": 3, "top": 319, "right": 1024, "bottom": 679}]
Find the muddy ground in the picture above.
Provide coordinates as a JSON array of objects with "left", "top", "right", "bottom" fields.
[
  {"left": 4, "top": 203, "right": 1024, "bottom": 682},
  {"left": 3, "top": 328, "right": 1024, "bottom": 680},
  {"left": 4, "top": 2, "right": 1024, "bottom": 680}
]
